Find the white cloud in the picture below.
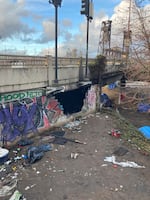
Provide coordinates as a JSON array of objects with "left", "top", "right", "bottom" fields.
[
  {"left": 40, "top": 10, "right": 108, "bottom": 57},
  {"left": 110, "top": 0, "right": 150, "bottom": 48},
  {"left": 1, "top": 0, "right": 149, "bottom": 57},
  {"left": 0, "top": 0, "right": 34, "bottom": 39}
]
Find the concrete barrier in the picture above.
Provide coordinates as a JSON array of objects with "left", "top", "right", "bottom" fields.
[{"left": 0, "top": 84, "right": 97, "bottom": 147}]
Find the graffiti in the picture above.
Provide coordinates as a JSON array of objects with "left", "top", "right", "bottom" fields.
[
  {"left": 0, "top": 96, "right": 63, "bottom": 142},
  {"left": 0, "top": 90, "right": 44, "bottom": 103},
  {"left": 82, "top": 86, "right": 96, "bottom": 111}
]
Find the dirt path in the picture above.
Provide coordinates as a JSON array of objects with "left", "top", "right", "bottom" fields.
[{"left": 1, "top": 112, "right": 150, "bottom": 200}]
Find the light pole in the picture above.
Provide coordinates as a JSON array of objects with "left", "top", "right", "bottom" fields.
[{"left": 48, "top": 0, "right": 62, "bottom": 84}]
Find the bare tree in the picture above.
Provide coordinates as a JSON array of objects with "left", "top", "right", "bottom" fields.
[{"left": 126, "top": 1, "right": 150, "bottom": 81}]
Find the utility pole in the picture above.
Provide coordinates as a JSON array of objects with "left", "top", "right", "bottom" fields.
[
  {"left": 80, "top": 0, "right": 93, "bottom": 78},
  {"left": 48, "top": 0, "right": 62, "bottom": 84},
  {"left": 123, "top": 0, "right": 132, "bottom": 61}
]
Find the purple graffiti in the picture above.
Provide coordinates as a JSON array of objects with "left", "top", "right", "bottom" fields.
[
  {"left": 0, "top": 104, "right": 20, "bottom": 141},
  {"left": 0, "top": 96, "right": 63, "bottom": 143},
  {"left": 0, "top": 103, "right": 38, "bottom": 142}
]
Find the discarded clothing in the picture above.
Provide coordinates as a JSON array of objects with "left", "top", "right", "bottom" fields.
[
  {"left": 137, "top": 103, "right": 150, "bottom": 113},
  {"left": 100, "top": 93, "right": 112, "bottom": 107},
  {"left": 104, "top": 156, "right": 145, "bottom": 168},
  {"left": 53, "top": 137, "right": 68, "bottom": 145},
  {"left": 138, "top": 126, "right": 150, "bottom": 139},
  {"left": 26, "top": 144, "right": 52, "bottom": 164}
]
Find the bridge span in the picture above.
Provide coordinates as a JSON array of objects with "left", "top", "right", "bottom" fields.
[{"left": 0, "top": 54, "right": 125, "bottom": 94}]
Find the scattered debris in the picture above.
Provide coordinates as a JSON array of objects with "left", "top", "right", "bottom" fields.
[
  {"left": 9, "top": 190, "right": 23, "bottom": 200},
  {"left": 104, "top": 155, "right": 145, "bottom": 168},
  {"left": 64, "top": 120, "right": 81, "bottom": 130},
  {"left": 0, "top": 147, "right": 9, "bottom": 165},
  {"left": 25, "top": 184, "right": 36, "bottom": 191},
  {"left": 100, "top": 93, "right": 113, "bottom": 108},
  {"left": 70, "top": 153, "right": 79, "bottom": 159},
  {"left": 50, "top": 130, "right": 86, "bottom": 145},
  {"left": 53, "top": 137, "right": 67, "bottom": 145},
  {"left": 101, "top": 164, "right": 108, "bottom": 167},
  {"left": 26, "top": 144, "right": 53, "bottom": 164},
  {"left": 109, "top": 129, "right": 121, "bottom": 138},
  {"left": 0, "top": 179, "right": 18, "bottom": 197}
]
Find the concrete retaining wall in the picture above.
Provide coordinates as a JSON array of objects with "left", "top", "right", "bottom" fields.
[
  {"left": 0, "top": 55, "right": 84, "bottom": 93},
  {"left": 0, "top": 85, "right": 96, "bottom": 147}
]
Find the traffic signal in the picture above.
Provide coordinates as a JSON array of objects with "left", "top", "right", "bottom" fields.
[
  {"left": 51, "top": 0, "right": 62, "bottom": 7},
  {"left": 80, "top": 0, "right": 89, "bottom": 16}
]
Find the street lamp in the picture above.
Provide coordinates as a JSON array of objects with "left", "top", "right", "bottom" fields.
[{"left": 48, "top": 0, "right": 62, "bottom": 84}]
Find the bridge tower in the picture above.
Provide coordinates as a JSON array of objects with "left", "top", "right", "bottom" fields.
[{"left": 97, "top": 20, "right": 112, "bottom": 56}]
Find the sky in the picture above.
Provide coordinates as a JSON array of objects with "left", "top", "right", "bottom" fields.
[{"left": 0, "top": 0, "right": 149, "bottom": 57}]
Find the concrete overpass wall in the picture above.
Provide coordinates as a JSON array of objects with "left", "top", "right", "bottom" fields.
[
  {"left": 0, "top": 54, "right": 123, "bottom": 93},
  {"left": 0, "top": 67, "right": 48, "bottom": 93},
  {"left": 0, "top": 55, "right": 82, "bottom": 93},
  {"left": 48, "top": 56, "right": 86, "bottom": 85}
]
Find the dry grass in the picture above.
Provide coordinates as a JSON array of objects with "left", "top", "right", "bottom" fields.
[{"left": 104, "top": 109, "right": 150, "bottom": 155}]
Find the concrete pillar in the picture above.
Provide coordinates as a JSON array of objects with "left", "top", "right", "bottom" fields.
[{"left": 46, "top": 55, "right": 54, "bottom": 86}]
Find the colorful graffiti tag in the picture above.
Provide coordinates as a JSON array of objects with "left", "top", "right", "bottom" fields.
[
  {"left": 82, "top": 86, "right": 96, "bottom": 111},
  {"left": 0, "top": 95, "right": 63, "bottom": 142},
  {"left": 0, "top": 90, "right": 44, "bottom": 103}
]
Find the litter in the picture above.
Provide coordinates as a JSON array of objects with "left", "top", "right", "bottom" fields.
[
  {"left": 0, "top": 147, "right": 9, "bottom": 165},
  {"left": 53, "top": 136, "right": 86, "bottom": 145},
  {"left": 53, "top": 137, "right": 68, "bottom": 145},
  {"left": 26, "top": 144, "right": 53, "bottom": 164},
  {"left": 111, "top": 129, "right": 121, "bottom": 138},
  {"left": 100, "top": 93, "right": 112, "bottom": 108},
  {"left": 0, "top": 179, "right": 18, "bottom": 197},
  {"left": 104, "top": 155, "right": 145, "bottom": 168},
  {"left": 64, "top": 120, "right": 81, "bottom": 129},
  {"left": 70, "top": 153, "right": 79, "bottom": 159},
  {"left": 9, "top": 190, "right": 23, "bottom": 200}
]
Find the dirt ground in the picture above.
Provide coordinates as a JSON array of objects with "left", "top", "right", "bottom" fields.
[{"left": 0, "top": 110, "right": 150, "bottom": 200}]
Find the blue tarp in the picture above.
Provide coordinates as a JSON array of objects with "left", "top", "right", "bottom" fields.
[
  {"left": 138, "top": 126, "right": 150, "bottom": 139},
  {"left": 108, "top": 83, "right": 116, "bottom": 90},
  {"left": 100, "top": 93, "right": 112, "bottom": 107}
]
